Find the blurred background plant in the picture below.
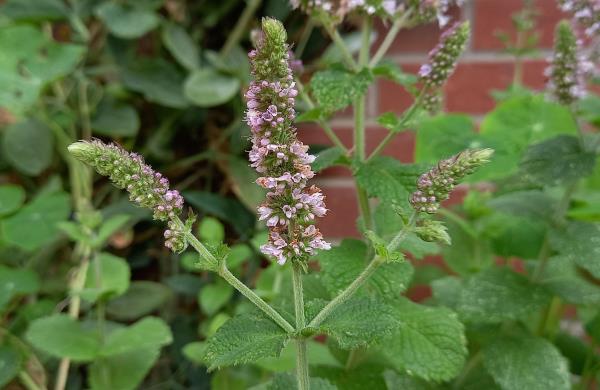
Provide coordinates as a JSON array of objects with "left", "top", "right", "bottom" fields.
[{"left": 1, "top": 0, "right": 600, "bottom": 389}]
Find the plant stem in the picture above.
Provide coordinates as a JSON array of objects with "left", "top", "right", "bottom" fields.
[
  {"left": 219, "top": 0, "right": 261, "bottom": 59},
  {"left": 19, "top": 370, "right": 43, "bottom": 390},
  {"left": 452, "top": 351, "right": 482, "bottom": 389},
  {"left": 367, "top": 89, "right": 427, "bottom": 161},
  {"left": 181, "top": 224, "right": 295, "bottom": 333},
  {"left": 321, "top": 18, "right": 358, "bottom": 71},
  {"left": 292, "top": 263, "right": 309, "bottom": 390},
  {"left": 308, "top": 211, "right": 417, "bottom": 327},
  {"left": 369, "top": 10, "right": 412, "bottom": 68},
  {"left": 295, "top": 18, "right": 315, "bottom": 58}
]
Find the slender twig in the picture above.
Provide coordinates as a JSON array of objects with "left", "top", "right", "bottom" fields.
[
  {"left": 369, "top": 10, "right": 413, "bottom": 68},
  {"left": 219, "top": 0, "right": 262, "bottom": 59},
  {"left": 321, "top": 17, "right": 358, "bottom": 71},
  {"left": 295, "top": 18, "right": 315, "bottom": 58},
  {"left": 292, "top": 263, "right": 309, "bottom": 390},
  {"left": 19, "top": 370, "right": 44, "bottom": 390},
  {"left": 308, "top": 211, "right": 417, "bottom": 328}
]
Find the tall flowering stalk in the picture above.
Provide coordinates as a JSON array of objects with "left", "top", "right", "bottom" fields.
[
  {"left": 246, "top": 18, "right": 330, "bottom": 266},
  {"left": 68, "top": 140, "right": 189, "bottom": 252},
  {"left": 546, "top": 20, "right": 595, "bottom": 104},
  {"left": 410, "top": 149, "right": 493, "bottom": 214},
  {"left": 559, "top": 0, "right": 600, "bottom": 37}
]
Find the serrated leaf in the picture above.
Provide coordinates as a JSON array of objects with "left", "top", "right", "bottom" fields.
[
  {"left": 549, "top": 221, "right": 600, "bottom": 279},
  {"left": 482, "top": 213, "right": 546, "bottom": 259},
  {"left": 519, "top": 135, "right": 596, "bottom": 186},
  {"left": 203, "top": 312, "right": 289, "bottom": 370},
  {"left": 318, "top": 239, "right": 413, "bottom": 298},
  {"left": 162, "top": 22, "right": 200, "bottom": 70},
  {"left": 89, "top": 347, "right": 159, "bottom": 390},
  {"left": 2, "top": 120, "right": 54, "bottom": 175},
  {"left": 310, "top": 68, "right": 372, "bottom": 114},
  {"left": 538, "top": 255, "right": 600, "bottom": 305},
  {"left": 458, "top": 267, "right": 550, "bottom": 323},
  {"left": 0, "top": 184, "right": 25, "bottom": 216},
  {"left": 488, "top": 190, "right": 557, "bottom": 223},
  {"left": 100, "top": 317, "right": 172, "bottom": 357},
  {"left": 106, "top": 281, "right": 171, "bottom": 321},
  {"left": 311, "top": 365, "right": 387, "bottom": 390},
  {"left": 381, "top": 298, "right": 467, "bottom": 382},
  {"left": 81, "top": 253, "right": 130, "bottom": 303},
  {"left": 316, "top": 296, "right": 398, "bottom": 349},
  {"left": 266, "top": 372, "right": 337, "bottom": 390},
  {"left": 1, "top": 191, "right": 71, "bottom": 251},
  {"left": 95, "top": 2, "right": 160, "bottom": 39},
  {"left": 184, "top": 68, "right": 240, "bottom": 107},
  {"left": 312, "top": 147, "right": 347, "bottom": 172},
  {"left": 355, "top": 157, "right": 423, "bottom": 202},
  {"left": 26, "top": 314, "right": 100, "bottom": 361},
  {"left": 482, "top": 335, "right": 570, "bottom": 390}
]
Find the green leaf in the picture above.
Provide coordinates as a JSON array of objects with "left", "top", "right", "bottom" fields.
[
  {"left": 2, "top": 120, "right": 53, "bottom": 175},
  {"left": 415, "top": 114, "right": 479, "bottom": 164},
  {"left": 457, "top": 267, "right": 550, "bottom": 323},
  {"left": 296, "top": 107, "right": 325, "bottom": 123},
  {"left": 550, "top": 221, "right": 600, "bottom": 279},
  {"left": 318, "top": 239, "right": 413, "bottom": 298},
  {"left": 26, "top": 314, "right": 100, "bottom": 361},
  {"left": 372, "top": 62, "right": 417, "bottom": 85},
  {"left": 89, "top": 347, "right": 159, "bottom": 390},
  {"left": 162, "top": 22, "right": 200, "bottom": 70},
  {"left": 381, "top": 298, "right": 467, "bottom": 382},
  {"left": 577, "top": 94, "right": 600, "bottom": 127},
  {"left": 0, "top": 184, "right": 25, "bottom": 217},
  {"left": 106, "top": 281, "right": 171, "bottom": 321},
  {"left": 482, "top": 213, "right": 545, "bottom": 259},
  {"left": 199, "top": 280, "right": 234, "bottom": 316},
  {"left": 477, "top": 95, "right": 577, "bottom": 179},
  {"left": 95, "top": 2, "right": 160, "bottom": 39},
  {"left": 228, "top": 156, "right": 266, "bottom": 210},
  {"left": 431, "top": 276, "right": 462, "bottom": 310},
  {"left": 184, "top": 191, "right": 255, "bottom": 236},
  {"left": 184, "top": 68, "right": 240, "bottom": 107},
  {"left": 266, "top": 372, "right": 337, "bottom": 390},
  {"left": 519, "top": 135, "right": 596, "bottom": 186},
  {"left": 538, "top": 255, "right": 600, "bottom": 305},
  {"left": 0, "top": 344, "right": 22, "bottom": 388},
  {"left": 82, "top": 253, "right": 130, "bottom": 303},
  {"left": 198, "top": 216, "right": 225, "bottom": 245},
  {"left": 254, "top": 339, "right": 340, "bottom": 372},
  {"left": 0, "top": 0, "right": 68, "bottom": 22},
  {"left": 310, "top": 68, "right": 372, "bottom": 114},
  {"left": 383, "top": 370, "right": 435, "bottom": 390},
  {"left": 121, "top": 58, "right": 188, "bottom": 108},
  {"left": 376, "top": 112, "right": 401, "bottom": 131},
  {"left": 311, "top": 365, "right": 386, "bottom": 390},
  {"left": 182, "top": 341, "right": 206, "bottom": 365},
  {"left": 1, "top": 191, "right": 71, "bottom": 251},
  {"left": 316, "top": 296, "right": 398, "bottom": 349},
  {"left": 0, "top": 24, "right": 85, "bottom": 114},
  {"left": 355, "top": 157, "right": 422, "bottom": 202},
  {"left": 482, "top": 335, "right": 570, "bottom": 390},
  {"left": 91, "top": 98, "right": 140, "bottom": 137},
  {"left": 203, "top": 312, "right": 289, "bottom": 370},
  {"left": 312, "top": 147, "right": 348, "bottom": 172},
  {"left": 93, "top": 214, "right": 131, "bottom": 248},
  {"left": 488, "top": 190, "right": 557, "bottom": 223},
  {"left": 441, "top": 216, "right": 493, "bottom": 276},
  {"left": 100, "top": 317, "right": 172, "bottom": 357}
]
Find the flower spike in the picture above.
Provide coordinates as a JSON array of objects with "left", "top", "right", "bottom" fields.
[{"left": 246, "top": 18, "right": 330, "bottom": 266}]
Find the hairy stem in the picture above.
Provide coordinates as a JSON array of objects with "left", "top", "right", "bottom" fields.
[
  {"left": 182, "top": 225, "right": 295, "bottom": 333},
  {"left": 369, "top": 10, "right": 413, "bottom": 67},
  {"left": 220, "top": 0, "right": 262, "bottom": 58},
  {"left": 321, "top": 18, "right": 358, "bottom": 71},
  {"left": 292, "top": 263, "right": 309, "bottom": 390},
  {"left": 308, "top": 211, "right": 417, "bottom": 327}
]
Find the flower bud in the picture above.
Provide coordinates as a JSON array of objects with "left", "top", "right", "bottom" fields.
[
  {"left": 410, "top": 148, "right": 493, "bottom": 214},
  {"left": 546, "top": 20, "right": 592, "bottom": 105},
  {"left": 414, "top": 219, "right": 451, "bottom": 245},
  {"left": 419, "top": 21, "right": 469, "bottom": 89},
  {"left": 68, "top": 140, "right": 185, "bottom": 251}
]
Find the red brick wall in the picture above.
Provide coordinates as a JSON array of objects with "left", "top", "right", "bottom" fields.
[{"left": 299, "top": 0, "right": 565, "bottom": 239}]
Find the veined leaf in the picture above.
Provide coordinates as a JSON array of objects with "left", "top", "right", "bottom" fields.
[
  {"left": 550, "top": 221, "right": 600, "bottom": 279},
  {"left": 203, "top": 312, "right": 290, "bottom": 370},
  {"left": 482, "top": 335, "right": 570, "bottom": 390},
  {"left": 310, "top": 67, "right": 372, "bottom": 114},
  {"left": 355, "top": 157, "right": 423, "bottom": 202}
]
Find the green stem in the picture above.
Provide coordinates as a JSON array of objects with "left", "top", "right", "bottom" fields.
[
  {"left": 453, "top": 351, "right": 482, "bottom": 389},
  {"left": 19, "top": 371, "right": 43, "bottom": 390},
  {"left": 369, "top": 10, "right": 412, "bottom": 68},
  {"left": 181, "top": 224, "right": 294, "bottom": 333},
  {"left": 367, "top": 89, "right": 427, "bottom": 161},
  {"left": 292, "top": 263, "right": 309, "bottom": 390},
  {"left": 321, "top": 19, "right": 358, "bottom": 71},
  {"left": 219, "top": 0, "right": 261, "bottom": 59},
  {"left": 295, "top": 18, "right": 315, "bottom": 58},
  {"left": 308, "top": 211, "right": 417, "bottom": 327}
]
